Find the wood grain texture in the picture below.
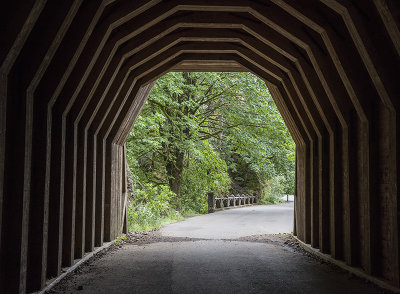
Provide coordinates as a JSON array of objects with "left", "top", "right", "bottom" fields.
[{"left": 0, "top": 0, "right": 399, "bottom": 292}]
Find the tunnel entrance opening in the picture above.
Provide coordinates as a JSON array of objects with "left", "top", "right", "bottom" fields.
[
  {"left": 0, "top": 1, "right": 399, "bottom": 293},
  {"left": 124, "top": 71, "right": 295, "bottom": 233}
]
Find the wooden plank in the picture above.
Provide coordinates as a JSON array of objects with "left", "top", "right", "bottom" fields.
[
  {"left": 266, "top": 82, "right": 307, "bottom": 239},
  {"left": 117, "top": 83, "right": 156, "bottom": 145},
  {"left": 250, "top": 4, "right": 356, "bottom": 252},
  {"left": 0, "top": 122, "right": 31, "bottom": 293},
  {"left": 121, "top": 145, "right": 128, "bottom": 234},
  {"left": 266, "top": 77, "right": 314, "bottom": 245},
  {"left": 242, "top": 0, "right": 354, "bottom": 253},
  {"left": 397, "top": 113, "right": 400, "bottom": 286},
  {"left": 94, "top": 137, "right": 105, "bottom": 246},
  {"left": 59, "top": 1, "right": 165, "bottom": 245},
  {"left": 304, "top": 143, "right": 311, "bottom": 244},
  {"left": 237, "top": 31, "right": 325, "bottom": 247},
  {"left": 346, "top": 0, "right": 399, "bottom": 282},
  {"left": 75, "top": 127, "right": 86, "bottom": 259},
  {"left": 103, "top": 141, "right": 113, "bottom": 242},
  {"left": 85, "top": 130, "right": 96, "bottom": 252},
  {"left": 114, "top": 145, "right": 121, "bottom": 238},
  {"left": 344, "top": 111, "right": 359, "bottom": 267},
  {"left": 108, "top": 44, "right": 312, "bottom": 163},
  {"left": 266, "top": 83, "right": 303, "bottom": 147},
  {"left": 92, "top": 21, "right": 324, "bottom": 149},
  {"left": 2, "top": 0, "right": 400, "bottom": 291},
  {"left": 121, "top": 146, "right": 127, "bottom": 234},
  {"left": 293, "top": 149, "right": 297, "bottom": 236},
  {"left": 44, "top": 0, "right": 109, "bottom": 272},
  {"left": 341, "top": 124, "right": 351, "bottom": 264},
  {"left": 330, "top": 128, "right": 344, "bottom": 260},
  {"left": 25, "top": 1, "right": 84, "bottom": 291},
  {"left": 310, "top": 140, "right": 319, "bottom": 248},
  {"left": 158, "top": 12, "right": 342, "bottom": 246},
  {"left": 319, "top": 131, "right": 331, "bottom": 254},
  {"left": 374, "top": 0, "right": 400, "bottom": 56},
  {"left": 120, "top": 146, "right": 124, "bottom": 234},
  {"left": 28, "top": 99, "right": 51, "bottom": 291},
  {"left": 296, "top": 145, "right": 306, "bottom": 241},
  {"left": 0, "top": 2, "right": 50, "bottom": 292},
  {"left": 47, "top": 116, "right": 65, "bottom": 278},
  {"left": 62, "top": 124, "right": 76, "bottom": 267},
  {"left": 171, "top": 60, "right": 246, "bottom": 72},
  {"left": 373, "top": 0, "right": 400, "bottom": 283},
  {"left": 0, "top": 2, "right": 47, "bottom": 288},
  {"left": 100, "top": 8, "right": 340, "bottom": 248},
  {"left": 91, "top": 78, "right": 141, "bottom": 243},
  {"left": 63, "top": 0, "right": 165, "bottom": 244},
  {"left": 264, "top": 0, "right": 368, "bottom": 258},
  {"left": 275, "top": 0, "right": 396, "bottom": 272},
  {"left": 45, "top": 0, "right": 103, "bottom": 276}
]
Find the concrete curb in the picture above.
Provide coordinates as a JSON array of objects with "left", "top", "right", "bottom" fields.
[
  {"left": 36, "top": 241, "right": 115, "bottom": 294},
  {"left": 293, "top": 236, "right": 400, "bottom": 294}
]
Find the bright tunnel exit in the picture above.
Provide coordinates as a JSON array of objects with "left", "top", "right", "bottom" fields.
[{"left": 124, "top": 72, "right": 295, "bottom": 232}]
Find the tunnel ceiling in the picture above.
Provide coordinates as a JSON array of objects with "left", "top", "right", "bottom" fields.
[{"left": 1, "top": 0, "right": 400, "bottom": 293}]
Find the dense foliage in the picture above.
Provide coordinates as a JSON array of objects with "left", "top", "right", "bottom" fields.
[{"left": 126, "top": 72, "right": 295, "bottom": 230}]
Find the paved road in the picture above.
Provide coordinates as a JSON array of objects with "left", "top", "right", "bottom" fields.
[
  {"left": 50, "top": 204, "right": 384, "bottom": 294},
  {"left": 279, "top": 195, "right": 295, "bottom": 202},
  {"left": 160, "top": 202, "right": 294, "bottom": 239}
]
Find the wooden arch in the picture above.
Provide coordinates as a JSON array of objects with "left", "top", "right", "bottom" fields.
[{"left": 0, "top": 1, "right": 399, "bottom": 292}]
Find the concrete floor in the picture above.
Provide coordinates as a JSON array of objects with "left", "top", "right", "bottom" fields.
[{"left": 49, "top": 204, "right": 387, "bottom": 294}]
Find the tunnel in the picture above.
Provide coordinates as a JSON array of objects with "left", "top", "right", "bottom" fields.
[{"left": 0, "top": 0, "right": 399, "bottom": 292}]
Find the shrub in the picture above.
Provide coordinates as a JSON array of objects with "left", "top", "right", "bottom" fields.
[{"left": 127, "top": 184, "right": 182, "bottom": 231}]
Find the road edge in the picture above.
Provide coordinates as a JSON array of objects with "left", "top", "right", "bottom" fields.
[
  {"left": 36, "top": 240, "right": 115, "bottom": 294},
  {"left": 293, "top": 235, "right": 400, "bottom": 293}
]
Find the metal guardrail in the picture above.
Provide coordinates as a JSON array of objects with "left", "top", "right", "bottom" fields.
[{"left": 208, "top": 193, "right": 258, "bottom": 213}]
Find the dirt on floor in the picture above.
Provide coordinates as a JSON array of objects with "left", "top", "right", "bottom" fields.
[{"left": 46, "top": 231, "right": 392, "bottom": 294}]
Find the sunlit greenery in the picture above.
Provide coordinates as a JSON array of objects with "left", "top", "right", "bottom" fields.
[
  {"left": 127, "top": 184, "right": 184, "bottom": 231},
  {"left": 126, "top": 72, "right": 295, "bottom": 230}
]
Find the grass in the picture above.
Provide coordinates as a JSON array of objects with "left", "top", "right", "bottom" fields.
[
  {"left": 259, "top": 194, "right": 284, "bottom": 205},
  {"left": 127, "top": 203, "right": 205, "bottom": 232},
  {"left": 128, "top": 196, "right": 286, "bottom": 233},
  {"left": 129, "top": 214, "right": 184, "bottom": 232},
  {"left": 114, "top": 235, "right": 127, "bottom": 244}
]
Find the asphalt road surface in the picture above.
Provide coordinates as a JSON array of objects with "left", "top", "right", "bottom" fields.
[
  {"left": 160, "top": 202, "right": 294, "bottom": 238},
  {"left": 49, "top": 204, "right": 386, "bottom": 294}
]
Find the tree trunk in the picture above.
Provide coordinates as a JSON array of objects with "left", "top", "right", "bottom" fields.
[
  {"left": 125, "top": 161, "right": 135, "bottom": 201},
  {"left": 166, "top": 150, "right": 185, "bottom": 209}
]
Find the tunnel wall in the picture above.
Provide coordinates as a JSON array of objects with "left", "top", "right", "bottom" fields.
[{"left": 0, "top": 1, "right": 399, "bottom": 292}]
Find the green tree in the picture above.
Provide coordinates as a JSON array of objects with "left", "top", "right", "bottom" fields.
[{"left": 126, "top": 72, "right": 295, "bottom": 211}]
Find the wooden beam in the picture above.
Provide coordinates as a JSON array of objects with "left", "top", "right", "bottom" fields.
[
  {"left": 0, "top": 2, "right": 52, "bottom": 292},
  {"left": 171, "top": 60, "right": 246, "bottom": 72}
]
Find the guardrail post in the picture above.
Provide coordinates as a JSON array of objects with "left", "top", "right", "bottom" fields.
[
  {"left": 208, "top": 192, "right": 215, "bottom": 213},
  {"left": 210, "top": 192, "right": 258, "bottom": 211}
]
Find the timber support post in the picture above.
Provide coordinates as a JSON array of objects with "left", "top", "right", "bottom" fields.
[{"left": 0, "top": 1, "right": 399, "bottom": 292}]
